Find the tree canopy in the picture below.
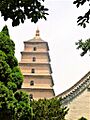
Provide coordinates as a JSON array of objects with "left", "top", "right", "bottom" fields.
[
  {"left": 78, "top": 117, "right": 88, "bottom": 120},
  {"left": 73, "top": 0, "right": 90, "bottom": 28},
  {"left": 0, "top": 26, "right": 32, "bottom": 120},
  {"left": 0, "top": 26, "right": 23, "bottom": 91},
  {"left": 31, "top": 98, "right": 68, "bottom": 120},
  {"left": 0, "top": 0, "right": 48, "bottom": 27},
  {"left": 73, "top": 0, "right": 90, "bottom": 56},
  {"left": 76, "top": 38, "right": 90, "bottom": 56}
]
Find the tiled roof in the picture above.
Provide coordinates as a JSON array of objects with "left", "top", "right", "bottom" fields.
[
  {"left": 26, "top": 38, "right": 45, "bottom": 43},
  {"left": 24, "top": 28, "right": 46, "bottom": 43},
  {"left": 56, "top": 71, "right": 90, "bottom": 105}
]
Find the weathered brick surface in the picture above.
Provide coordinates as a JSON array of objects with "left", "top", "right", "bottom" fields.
[
  {"left": 66, "top": 89, "right": 90, "bottom": 120},
  {"left": 19, "top": 30, "right": 55, "bottom": 99}
]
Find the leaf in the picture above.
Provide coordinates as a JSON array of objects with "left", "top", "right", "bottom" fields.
[
  {"left": 43, "top": 15, "right": 47, "bottom": 20},
  {"left": 73, "top": 1, "right": 78, "bottom": 4},
  {"left": 83, "top": 23, "right": 86, "bottom": 28},
  {"left": 0, "top": 0, "right": 49, "bottom": 26}
]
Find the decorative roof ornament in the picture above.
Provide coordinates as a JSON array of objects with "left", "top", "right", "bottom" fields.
[{"left": 35, "top": 27, "right": 40, "bottom": 39}]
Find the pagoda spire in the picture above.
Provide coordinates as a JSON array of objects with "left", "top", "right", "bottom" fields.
[{"left": 35, "top": 27, "right": 40, "bottom": 39}]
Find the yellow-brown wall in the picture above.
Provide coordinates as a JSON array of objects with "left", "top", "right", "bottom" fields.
[
  {"left": 24, "top": 43, "right": 48, "bottom": 52},
  {"left": 22, "top": 88, "right": 54, "bottom": 100},
  {"left": 19, "top": 64, "right": 51, "bottom": 74},
  {"left": 22, "top": 76, "right": 53, "bottom": 88},
  {"left": 66, "top": 88, "right": 90, "bottom": 120}
]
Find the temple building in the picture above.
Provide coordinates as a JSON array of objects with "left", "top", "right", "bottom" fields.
[
  {"left": 19, "top": 29, "right": 55, "bottom": 100},
  {"left": 57, "top": 71, "right": 90, "bottom": 120},
  {"left": 19, "top": 28, "right": 90, "bottom": 119}
]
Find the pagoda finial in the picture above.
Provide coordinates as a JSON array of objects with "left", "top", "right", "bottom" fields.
[{"left": 35, "top": 27, "right": 40, "bottom": 39}]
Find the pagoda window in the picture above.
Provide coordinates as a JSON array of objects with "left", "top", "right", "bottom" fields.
[
  {"left": 30, "top": 81, "right": 34, "bottom": 86},
  {"left": 29, "top": 94, "right": 33, "bottom": 100},
  {"left": 33, "top": 47, "right": 37, "bottom": 51},
  {"left": 31, "top": 68, "right": 35, "bottom": 73},
  {"left": 32, "top": 57, "right": 36, "bottom": 62}
]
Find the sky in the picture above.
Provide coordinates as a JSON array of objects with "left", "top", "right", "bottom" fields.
[{"left": 0, "top": 0, "right": 90, "bottom": 95}]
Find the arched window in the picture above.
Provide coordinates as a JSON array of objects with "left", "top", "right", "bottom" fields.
[
  {"left": 33, "top": 47, "right": 37, "bottom": 51},
  {"left": 31, "top": 68, "right": 35, "bottom": 73},
  {"left": 29, "top": 94, "right": 33, "bottom": 100},
  {"left": 32, "top": 57, "right": 36, "bottom": 62},
  {"left": 30, "top": 81, "right": 34, "bottom": 86}
]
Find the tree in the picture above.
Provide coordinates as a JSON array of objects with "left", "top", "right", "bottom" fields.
[
  {"left": 0, "top": 82, "right": 16, "bottom": 120},
  {"left": 75, "top": 38, "right": 90, "bottom": 56},
  {"left": 0, "top": 26, "right": 32, "bottom": 120},
  {"left": 0, "top": 0, "right": 48, "bottom": 27},
  {"left": 73, "top": 0, "right": 90, "bottom": 56},
  {"left": 78, "top": 117, "right": 88, "bottom": 120},
  {"left": 13, "top": 91, "right": 32, "bottom": 120},
  {"left": 0, "top": 25, "right": 23, "bottom": 91},
  {"left": 73, "top": 0, "right": 90, "bottom": 28},
  {"left": 0, "top": 82, "right": 32, "bottom": 120},
  {"left": 31, "top": 98, "right": 68, "bottom": 120}
]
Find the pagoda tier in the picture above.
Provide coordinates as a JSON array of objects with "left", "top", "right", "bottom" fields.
[
  {"left": 20, "top": 52, "right": 51, "bottom": 63},
  {"left": 19, "top": 29, "right": 55, "bottom": 99}
]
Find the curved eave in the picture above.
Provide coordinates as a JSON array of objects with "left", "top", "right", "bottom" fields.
[
  {"left": 57, "top": 71, "right": 90, "bottom": 97},
  {"left": 56, "top": 71, "right": 90, "bottom": 104},
  {"left": 22, "top": 87, "right": 53, "bottom": 90},
  {"left": 23, "top": 73, "right": 52, "bottom": 77},
  {"left": 22, "top": 88, "right": 55, "bottom": 96},
  {"left": 24, "top": 38, "right": 45, "bottom": 43}
]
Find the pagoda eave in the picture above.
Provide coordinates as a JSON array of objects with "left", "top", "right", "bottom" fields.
[{"left": 23, "top": 73, "right": 52, "bottom": 76}]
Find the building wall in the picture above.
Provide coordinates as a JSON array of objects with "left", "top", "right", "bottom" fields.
[
  {"left": 22, "top": 88, "right": 54, "bottom": 100},
  {"left": 19, "top": 35, "right": 55, "bottom": 99},
  {"left": 21, "top": 53, "right": 49, "bottom": 63},
  {"left": 24, "top": 43, "right": 48, "bottom": 52},
  {"left": 19, "top": 64, "right": 51, "bottom": 74},
  {"left": 66, "top": 88, "right": 90, "bottom": 120},
  {"left": 22, "top": 76, "right": 53, "bottom": 88}
]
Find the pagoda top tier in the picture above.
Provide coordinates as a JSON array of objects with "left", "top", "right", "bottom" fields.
[
  {"left": 25, "top": 28, "right": 46, "bottom": 43},
  {"left": 35, "top": 28, "right": 40, "bottom": 39}
]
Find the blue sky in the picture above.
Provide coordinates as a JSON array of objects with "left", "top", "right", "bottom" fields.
[{"left": 0, "top": 0, "right": 90, "bottom": 95}]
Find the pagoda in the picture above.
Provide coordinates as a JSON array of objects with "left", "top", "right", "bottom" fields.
[{"left": 19, "top": 29, "right": 55, "bottom": 100}]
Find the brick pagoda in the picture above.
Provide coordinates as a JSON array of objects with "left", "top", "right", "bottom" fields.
[{"left": 19, "top": 29, "right": 55, "bottom": 99}]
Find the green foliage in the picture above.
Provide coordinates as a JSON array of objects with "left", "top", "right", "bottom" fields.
[
  {"left": 0, "top": 82, "right": 16, "bottom": 120},
  {"left": 73, "top": 0, "right": 90, "bottom": 28},
  {"left": 6, "top": 53, "right": 18, "bottom": 69},
  {"left": 0, "top": 50, "right": 7, "bottom": 61},
  {"left": 14, "top": 91, "right": 32, "bottom": 120},
  {"left": 76, "top": 38, "right": 90, "bottom": 56},
  {"left": 0, "top": 0, "right": 48, "bottom": 27},
  {"left": 0, "top": 31, "right": 15, "bottom": 55},
  {"left": 78, "top": 116, "right": 88, "bottom": 120},
  {"left": 0, "top": 82, "right": 32, "bottom": 120},
  {"left": 31, "top": 98, "right": 68, "bottom": 120},
  {"left": 74, "top": 1, "right": 90, "bottom": 55},
  {"left": 0, "top": 25, "right": 32, "bottom": 120},
  {"left": 2, "top": 25, "right": 10, "bottom": 37},
  {"left": 0, "top": 25, "right": 23, "bottom": 91},
  {"left": 7, "top": 82, "right": 17, "bottom": 93},
  {"left": 14, "top": 91, "right": 29, "bottom": 103},
  {"left": 9, "top": 68, "right": 23, "bottom": 90},
  {"left": 0, "top": 60, "right": 12, "bottom": 83}
]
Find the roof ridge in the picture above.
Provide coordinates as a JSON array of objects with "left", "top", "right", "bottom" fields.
[
  {"left": 56, "top": 71, "right": 90, "bottom": 105},
  {"left": 57, "top": 71, "right": 90, "bottom": 97}
]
